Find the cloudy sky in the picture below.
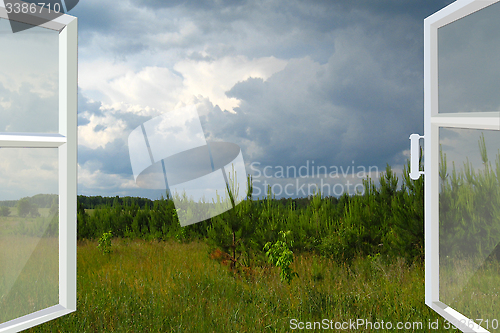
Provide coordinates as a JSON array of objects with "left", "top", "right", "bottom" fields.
[{"left": 3, "top": 0, "right": 470, "bottom": 200}]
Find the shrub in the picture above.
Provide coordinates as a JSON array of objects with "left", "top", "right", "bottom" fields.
[
  {"left": 264, "top": 230, "right": 298, "bottom": 284},
  {"left": 0, "top": 206, "right": 10, "bottom": 217},
  {"left": 98, "top": 231, "right": 113, "bottom": 254}
]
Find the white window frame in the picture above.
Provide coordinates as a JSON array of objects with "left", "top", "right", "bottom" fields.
[
  {"left": 0, "top": 3, "right": 77, "bottom": 332},
  {"left": 425, "top": 1, "right": 500, "bottom": 332}
]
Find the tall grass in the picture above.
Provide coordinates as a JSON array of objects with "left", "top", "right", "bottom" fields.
[
  {"left": 0, "top": 236, "right": 58, "bottom": 324},
  {"left": 440, "top": 256, "right": 500, "bottom": 328},
  {"left": 24, "top": 239, "right": 458, "bottom": 332},
  {"left": 1, "top": 208, "right": 59, "bottom": 324}
]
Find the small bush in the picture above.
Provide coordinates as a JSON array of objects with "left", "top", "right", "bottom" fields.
[
  {"left": 98, "top": 231, "right": 113, "bottom": 254},
  {"left": 0, "top": 206, "right": 10, "bottom": 217},
  {"left": 264, "top": 230, "right": 298, "bottom": 284}
]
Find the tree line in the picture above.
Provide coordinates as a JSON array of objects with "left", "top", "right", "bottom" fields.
[
  {"left": 77, "top": 159, "right": 425, "bottom": 266},
  {"left": 6, "top": 134, "right": 497, "bottom": 269}
]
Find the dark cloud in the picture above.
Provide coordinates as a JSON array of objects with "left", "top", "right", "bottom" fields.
[
  {"left": 79, "top": 138, "right": 132, "bottom": 175},
  {"left": 71, "top": 0, "right": 455, "bottom": 64},
  {"left": 93, "top": 124, "right": 107, "bottom": 132},
  {"left": 226, "top": 77, "right": 265, "bottom": 101},
  {"left": 438, "top": 1, "right": 500, "bottom": 114},
  {"left": 187, "top": 51, "right": 215, "bottom": 62},
  {"left": 73, "top": 0, "right": 469, "bottom": 198},
  {"left": 71, "top": 0, "right": 449, "bottom": 68},
  {"left": 70, "top": 1, "right": 177, "bottom": 58},
  {"left": 77, "top": 91, "right": 153, "bottom": 187},
  {"left": 78, "top": 90, "right": 151, "bottom": 130},
  {"left": 71, "top": 0, "right": 338, "bottom": 61},
  {"left": 132, "top": 0, "right": 187, "bottom": 10},
  {"left": 134, "top": 0, "right": 248, "bottom": 10},
  {"left": 78, "top": 90, "right": 102, "bottom": 126},
  {"left": 337, "top": 0, "right": 453, "bottom": 20},
  {"left": 201, "top": 24, "right": 423, "bottom": 176},
  {"left": 119, "top": 112, "right": 154, "bottom": 132}
]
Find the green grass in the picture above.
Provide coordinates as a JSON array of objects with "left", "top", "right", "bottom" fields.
[
  {"left": 0, "top": 236, "right": 58, "bottom": 323},
  {"left": 18, "top": 239, "right": 460, "bottom": 333},
  {"left": 0, "top": 208, "right": 52, "bottom": 236},
  {"left": 0, "top": 207, "right": 51, "bottom": 218},
  {"left": 1, "top": 207, "right": 59, "bottom": 324},
  {"left": 441, "top": 256, "right": 500, "bottom": 329},
  {"left": 84, "top": 208, "right": 96, "bottom": 216}
]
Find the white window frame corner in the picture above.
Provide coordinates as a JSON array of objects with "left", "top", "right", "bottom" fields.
[{"left": 0, "top": 3, "right": 77, "bottom": 332}]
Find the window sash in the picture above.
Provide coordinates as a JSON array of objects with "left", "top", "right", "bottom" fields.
[
  {"left": 425, "top": 1, "right": 500, "bottom": 332},
  {"left": 0, "top": 3, "right": 77, "bottom": 332}
]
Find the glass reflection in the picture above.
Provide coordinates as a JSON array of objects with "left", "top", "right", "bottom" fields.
[
  {"left": 0, "top": 18, "right": 59, "bottom": 132},
  {"left": 438, "top": 1, "right": 500, "bottom": 113},
  {"left": 439, "top": 128, "right": 500, "bottom": 330},
  {"left": 0, "top": 148, "right": 58, "bottom": 324}
]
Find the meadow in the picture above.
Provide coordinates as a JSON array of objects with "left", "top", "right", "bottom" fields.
[
  {"left": 25, "top": 238, "right": 459, "bottom": 332},
  {"left": 0, "top": 206, "right": 58, "bottom": 324},
  {"left": 3, "top": 145, "right": 500, "bottom": 332}
]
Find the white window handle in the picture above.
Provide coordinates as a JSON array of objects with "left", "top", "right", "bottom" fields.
[{"left": 409, "top": 134, "right": 424, "bottom": 180}]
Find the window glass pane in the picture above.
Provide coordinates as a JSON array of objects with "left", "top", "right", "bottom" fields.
[
  {"left": 0, "top": 148, "right": 58, "bottom": 324},
  {"left": 438, "top": 2, "right": 500, "bottom": 113},
  {"left": 0, "top": 18, "right": 58, "bottom": 133},
  {"left": 439, "top": 128, "right": 500, "bottom": 327}
]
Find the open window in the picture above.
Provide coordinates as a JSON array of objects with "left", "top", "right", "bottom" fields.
[
  {"left": 0, "top": 3, "right": 77, "bottom": 333},
  {"left": 422, "top": 1, "right": 500, "bottom": 332}
]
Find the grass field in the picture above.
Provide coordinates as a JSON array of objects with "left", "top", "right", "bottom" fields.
[
  {"left": 0, "top": 208, "right": 52, "bottom": 235},
  {"left": 440, "top": 256, "right": 500, "bottom": 330},
  {"left": 0, "top": 236, "right": 58, "bottom": 324},
  {"left": 0, "top": 206, "right": 59, "bottom": 324},
  {"left": 14, "top": 238, "right": 462, "bottom": 332}
]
